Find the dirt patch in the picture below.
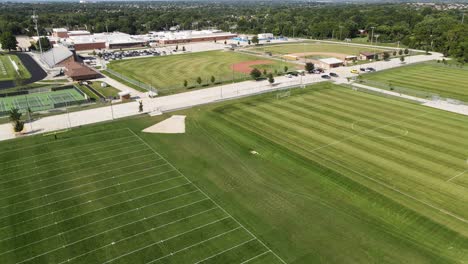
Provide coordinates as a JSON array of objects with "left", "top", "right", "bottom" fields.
[
  {"left": 142, "top": 115, "right": 186, "bottom": 134},
  {"left": 231, "top": 60, "right": 274, "bottom": 74},
  {"left": 288, "top": 52, "right": 351, "bottom": 60}
]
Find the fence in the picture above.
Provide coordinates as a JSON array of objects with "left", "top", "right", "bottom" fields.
[{"left": 104, "top": 68, "right": 158, "bottom": 93}]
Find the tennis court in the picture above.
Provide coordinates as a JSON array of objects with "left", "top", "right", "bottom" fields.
[{"left": 0, "top": 88, "right": 87, "bottom": 114}]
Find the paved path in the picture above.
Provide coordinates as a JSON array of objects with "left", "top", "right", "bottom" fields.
[{"left": 1, "top": 51, "right": 459, "bottom": 141}]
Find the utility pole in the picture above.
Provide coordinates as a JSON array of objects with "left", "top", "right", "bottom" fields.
[
  {"left": 32, "top": 11, "right": 43, "bottom": 57},
  {"left": 370, "top": 26, "right": 375, "bottom": 46},
  {"left": 462, "top": 13, "right": 465, "bottom": 24}
]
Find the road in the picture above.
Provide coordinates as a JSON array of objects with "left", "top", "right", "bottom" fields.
[{"left": 0, "top": 51, "right": 453, "bottom": 141}]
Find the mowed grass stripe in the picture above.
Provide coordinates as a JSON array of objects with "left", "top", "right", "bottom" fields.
[
  {"left": 0, "top": 184, "right": 198, "bottom": 243},
  {"left": 364, "top": 63, "right": 468, "bottom": 101},
  {"left": 0, "top": 160, "right": 168, "bottom": 208},
  {"left": 9, "top": 198, "right": 219, "bottom": 264},
  {"left": 320, "top": 88, "right": 468, "bottom": 137},
  {"left": 230, "top": 104, "right": 457, "bottom": 183},
  {"left": 209, "top": 102, "right": 468, "bottom": 261},
  {"left": 0, "top": 163, "right": 173, "bottom": 214},
  {"left": 0, "top": 170, "right": 184, "bottom": 227},
  {"left": 221, "top": 101, "right": 468, "bottom": 220},
  {"left": 261, "top": 98, "right": 464, "bottom": 174},
  {"left": 0, "top": 157, "right": 160, "bottom": 200},
  {"left": 0, "top": 142, "right": 145, "bottom": 177},
  {"left": 309, "top": 90, "right": 468, "bottom": 148},
  {"left": 0, "top": 128, "right": 131, "bottom": 158}
]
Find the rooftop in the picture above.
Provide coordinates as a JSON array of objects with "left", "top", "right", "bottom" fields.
[{"left": 319, "top": 58, "right": 343, "bottom": 64}]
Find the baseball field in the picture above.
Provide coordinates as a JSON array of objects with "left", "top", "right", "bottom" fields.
[
  {"left": 0, "top": 54, "right": 31, "bottom": 81},
  {"left": 107, "top": 50, "right": 297, "bottom": 94},
  {"left": 1, "top": 82, "right": 467, "bottom": 263},
  {"left": 362, "top": 62, "right": 468, "bottom": 102}
]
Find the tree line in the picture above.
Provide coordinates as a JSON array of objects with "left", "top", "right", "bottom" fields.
[{"left": 0, "top": 1, "right": 466, "bottom": 62}]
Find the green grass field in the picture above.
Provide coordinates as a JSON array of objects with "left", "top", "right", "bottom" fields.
[
  {"left": 0, "top": 88, "right": 86, "bottom": 114},
  {"left": 107, "top": 50, "right": 296, "bottom": 94},
  {"left": 251, "top": 42, "right": 389, "bottom": 56},
  {"left": 1, "top": 83, "right": 467, "bottom": 263},
  {"left": 0, "top": 54, "right": 31, "bottom": 81},
  {"left": 362, "top": 62, "right": 468, "bottom": 102}
]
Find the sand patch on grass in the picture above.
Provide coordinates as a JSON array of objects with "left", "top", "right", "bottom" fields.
[{"left": 143, "top": 115, "right": 186, "bottom": 134}]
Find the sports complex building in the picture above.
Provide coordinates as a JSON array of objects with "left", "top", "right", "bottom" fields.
[{"left": 41, "top": 28, "right": 237, "bottom": 51}]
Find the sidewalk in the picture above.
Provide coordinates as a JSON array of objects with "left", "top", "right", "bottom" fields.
[{"left": 0, "top": 52, "right": 455, "bottom": 142}]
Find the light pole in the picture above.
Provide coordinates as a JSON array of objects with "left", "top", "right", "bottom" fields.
[
  {"left": 31, "top": 11, "right": 43, "bottom": 57},
  {"left": 339, "top": 25, "right": 343, "bottom": 41},
  {"left": 370, "top": 26, "right": 375, "bottom": 46}
]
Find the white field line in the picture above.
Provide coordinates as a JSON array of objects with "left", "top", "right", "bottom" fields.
[
  {"left": 0, "top": 136, "right": 138, "bottom": 168},
  {"left": 194, "top": 238, "right": 256, "bottom": 264},
  {"left": 0, "top": 173, "right": 181, "bottom": 228},
  {"left": 0, "top": 140, "right": 144, "bottom": 175},
  {"left": 240, "top": 250, "right": 272, "bottom": 264},
  {"left": 105, "top": 218, "right": 236, "bottom": 264},
  {"left": 0, "top": 147, "right": 151, "bottom": 181},
  {"left": 0, "top": 128, "right": 129, "bottom": 155},
  {"left": 127, "top": 128, "right": 288, "bottom": 264},
  {"left": 13, "top": 199, "right": 213, "bottom": 263},
  {"left": 0, "top": 184, "right": 194, "bottom": 242},
  {"left": 0, "top": 158, "right": 158, "bottom": 196},
  {"left": 0, "top": 161, "right": 165, "bottom": 205},
  {"left": 316, "top": 154, "right": 468, "bottom": 224},
  {"left": 0, "top": 191, "right": 204, "bottom": 255},
  {"left": 309, "top": 112, "right": 429, "bottom": 153},
  {"left": 447, "top": 170, "right": 467, "bottom": 182},
  {"left": 56, "top": 206, "right": 219, "bottom": 264},
  {"left": 0, "top": 163, "right": 171, "bottom": 210},
  {"left": 0, "top": 151, "right": 155, "bottom": 189},
  {"left": 145, "top": 227, "right": 243, "bottom": 264}
]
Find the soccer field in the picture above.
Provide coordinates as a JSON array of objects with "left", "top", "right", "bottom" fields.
[
  {"left": 107, "top": 50, "right": 296, "bottom": 94},
  {"left": 0, "top": 54, "right": 31, "bottom": 81},
  {"left": 362, "top": 62, "right": 468, "bottom": 102},
  {"left": 1, "top": 83, "right": 467, "bottom": 263},
  {"left": 0, "top": 129, "right": 283, "bottom": 264},
  {"left": 250, "top": 42, "right": 390, "bottom": 56}
]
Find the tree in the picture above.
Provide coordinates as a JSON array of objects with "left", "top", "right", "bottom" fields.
[
  {"left": 37, "top": 37, "right": 51, "bottom": 51},
  {"left": 251, "top": 36, "right": 259, "bottom": 44},
  {"left": 284, "top": 65, "right": 288, "bottom": 73},
  {"left": 392, "top": 50, "right": 397, "bottom": 56},
  {"left": 138, "top": 101, "right": 143, "bottom": 112},
  {"left": 183, "top": 80, "right": 188, "bottom": 88},
  {"left": 175, "top": 45, "right": 178, "bottom": 51},
  {"left": 250, "top": 68, "right": 261, "bottom": 80},
  {"left": 305, "top": 62, "right": 315, "bottom": 73},
  {"left": 404, "top": 48, "right": 409, "bottom": 55},
  {"left": 182, "top": 46, "right": 186, "bottom": 52},
  {"left": 224, "top": 40, "right": 227, "bottom": 45},
  {"left": 248, "top": 40, "right": 251, "bottom": 45},
  {"left": 400, "top": 56, "right": 405, "bottom": 63},
  {"left": 263, "top": 69, "right": 267, "bottom": 76},
  {"left": 196, "top": 76, "right": 202, "bottom": 85},
  {"left": 13, "top": 120, "right": 24, "bottom": 133},
  {"left": 267, "top": 73, "right": 274, "bottom": 85},
  {"left": 383, "top": 52, "right": 390, "bottom": 61},
  {"left": 398, "top": 49, "right": 403, "bottom": 56},
  {"left": 9, "top": 108, "right": 22, "bottom": 123},
  {"left": 210, "top": 75, "right": 215, "bottom": 84},
  {"left": 0, "top": 32, "right": 17, "bottom": 51}
]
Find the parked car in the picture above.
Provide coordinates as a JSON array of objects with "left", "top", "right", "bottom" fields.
[
  {"left": 321, "top": 75, "right": 331, "bottom": 79},
  {"left": 350, "top": 69, "right": 359, "bottom": 74},
  {"left": 287, "top": 71, "right": 298, "bottom": 76},
  {"left": 365, "top": 67, "right": 376, "bottom": 72},
  {"left": 329, "top": 72, "right": 339, "bottom": 77},
  {"left": 286, "top": 74, "right": 293, "bottom": 78},
  {"left": 360, "top": 68, "right": 366, "bottom": 72}
]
